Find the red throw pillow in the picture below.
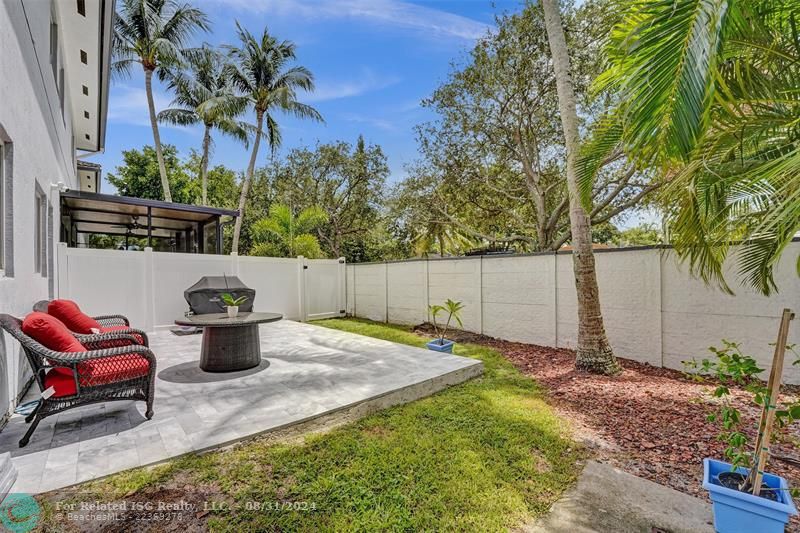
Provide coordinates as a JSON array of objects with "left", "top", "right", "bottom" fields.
[
  {"left": 22, "top": 312, "right": 86, "bottom": 353},
  {"left": 47, "top": 299, "right": 102, "bottom": 334}
]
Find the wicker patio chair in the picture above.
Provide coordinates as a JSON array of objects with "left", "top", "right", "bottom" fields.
[
  {"left": 0, "top": 314, "right": 156, "bottom": 447},
  {"left": 33, "top": 300, "right": 149, "bottom": 347}
]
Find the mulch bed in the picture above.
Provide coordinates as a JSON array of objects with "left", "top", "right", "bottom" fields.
[{"left": 414, "top": 325, "right": 800, "bottom": 518}]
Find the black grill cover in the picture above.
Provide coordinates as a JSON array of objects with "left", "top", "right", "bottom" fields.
[{"left": 184, "top": 276, "right": 255, "bottom": 314}]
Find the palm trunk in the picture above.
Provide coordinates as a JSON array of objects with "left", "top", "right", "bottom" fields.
[
  {"left": 541, "top": 0, "right": 619, "bottom": 375},
  {"left": 200, "top": 124, "right": 211, "bottom": 206},
  {"left": 231, "top": 110, "right": 264, "bottom": 255},
  {"left": 144, "top": 67, "right": 172, "bottom": 203}
]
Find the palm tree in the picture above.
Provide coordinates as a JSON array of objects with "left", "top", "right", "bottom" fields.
[
  {"left": 251, "top": 204, "right": 328, "bottom": 258},
  {"left": 224, "top": 22, "right": 323, "bottom": 254},
  {"left": 585, "top": 0, "right": 799, "bottom": 295},
  {"left": 112, "top": 0, "right": 210, "bottom": 203},
  {"left": 541, "top": 0, "right": 620, "bottom": 375},
  {"left": 158, "top": 46, "right": 249, "bottom": 205}
]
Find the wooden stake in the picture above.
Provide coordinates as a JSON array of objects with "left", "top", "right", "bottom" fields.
[{"left": 750, "top": 308, "right": 794, "bottom": 496}]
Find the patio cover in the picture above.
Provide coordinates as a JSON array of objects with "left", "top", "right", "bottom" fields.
[{"left": 60, "top": 190, "right": 238, "bottom": 254}]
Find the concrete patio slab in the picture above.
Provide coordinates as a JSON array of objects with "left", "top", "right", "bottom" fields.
[
  {"left": 522, "top": 461, "right": 714, "bottom": 533},
  {"left": 1, "top": 320, "right": 483, "bottom": 494}
]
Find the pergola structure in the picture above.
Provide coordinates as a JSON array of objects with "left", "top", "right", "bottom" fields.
[{"left": 60, "top": 191, "right": 238, "bottom": 254}]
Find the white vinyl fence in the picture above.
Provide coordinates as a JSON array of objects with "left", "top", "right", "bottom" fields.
[
  {"left": 347, "top": 241, "right": 800, "bottom": 384},
  {"left": 56, "top": 244, "right": 346, "bottom": 330}
]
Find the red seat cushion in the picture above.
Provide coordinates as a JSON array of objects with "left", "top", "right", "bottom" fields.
[
  {"left": 43, "top": 354, "right": 151, "bottom": 398},
  {"left": 43, "top": 367, "right": 78, "bottom": 397},
  {"left": 47, "top": 299, "right": 102, "bottom": 334},
  {"left": 22, "top": 312, "right": 86, "bottom": 353}
]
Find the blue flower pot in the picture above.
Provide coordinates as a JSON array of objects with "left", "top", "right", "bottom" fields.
[
  {"left": 426, "top": 339, "right": 454, "bottom": 353},
  {"left": 703, "top": 458, "right": 797, "bottom": 533}
]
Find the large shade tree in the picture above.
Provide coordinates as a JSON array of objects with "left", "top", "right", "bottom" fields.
[
  {"left": 400, "top": 1, "right": 654, "bottom": 254},
  {"left": 112, "top": 0, "right": 210, "bottom": 203},
  {"left": 586, "top": 0, "right": 800, "bottom": 295},
  {"left": 541, "top": 0, "right": 620, "bottom": 374},
  {"left": 271, "top": 136, "right": 388, "bottom": 259},
  {"left": 225, "top": 22, "right": 322, "bottom": 254},
  {"left": 158, "top": 45, "right": 250, "bottom": 205}
]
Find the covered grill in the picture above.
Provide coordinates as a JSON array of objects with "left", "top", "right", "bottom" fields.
[{"left": 184, "top": 276, "right": 255, "bottom": 315}]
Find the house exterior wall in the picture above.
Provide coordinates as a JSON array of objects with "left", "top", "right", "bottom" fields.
[
  {"left": 347, "top": 241, "right": 800, "bottom": 384},
  {"left": 0, "top": 0, "right": 80, "bottom": 418}
]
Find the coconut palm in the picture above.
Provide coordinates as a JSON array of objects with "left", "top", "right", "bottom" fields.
[
  {"left": 251, "top": 204, "right": 328, "bottom": 258},
  {"left": 541, "top": 0, "right": 620, "bottom": 375},
  {"left": 584, "top": 0, "right": 800, "bottom": 295},
  {"left": 112, "top": 0, "right": 210, "bottom": 203},
  {"left": 158, "top": 46, "right": 249, "bottom": 205},
  {"left": 224, "top": 22, "right": 323, "bottom": 254}
]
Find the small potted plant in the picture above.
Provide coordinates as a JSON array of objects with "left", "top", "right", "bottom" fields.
[
  {"left": 221, "top": 293, "right": 248, "bottom": 318},
  {"left": 685, "top": 309, "right": 798, "bottom": 533},
  {"left": 426, "top": 299, "right": 464, "bottom": 353}
]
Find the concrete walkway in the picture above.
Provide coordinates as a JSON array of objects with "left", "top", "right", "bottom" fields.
[{"left": 523, "top": 461, "right": 714, "bottom": 533}]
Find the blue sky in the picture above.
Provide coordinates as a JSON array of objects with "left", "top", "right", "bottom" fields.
[{"left": 96, "top": 0, "right": 519, "bottom": 193}]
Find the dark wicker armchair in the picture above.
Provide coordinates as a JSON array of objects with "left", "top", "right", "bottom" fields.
[
  {"left": 32, "top": 300, "right": 149, "bottom": 347},
  {"left": 0, "top": 314, "right": 156, "bottom": 447}
]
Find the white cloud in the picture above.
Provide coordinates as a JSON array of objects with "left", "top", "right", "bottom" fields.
[
  {"left": 206, "top": 0, "right": 491, "bottom": 40},
  {"left": 340, "top": 112, "right": 396, "bottom": 131},
  {"left": 107, "top": 84, "right": 197, "bottom": 133},
  {"left": 304, "top": 69, "right": 401, "bottom": 103}
]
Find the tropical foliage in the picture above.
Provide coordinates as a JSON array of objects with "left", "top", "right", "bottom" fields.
[
  {"left": 586, "top": 0, "right": 800, "bottom": 295},
  {"left": 158, "top": 45, "right": 249, "bottom": 205},
  {"left": 225, "top": 22, "right": 323, "bottom": 254},
  {"left": 112, "top": 0, "right": 210, "bottom": 202},
  {"left": 397, "top": 1, "right": 655, "bottom": 255},
  {"left": 251, "top": 204, "right": 328, "bottom": 259}
]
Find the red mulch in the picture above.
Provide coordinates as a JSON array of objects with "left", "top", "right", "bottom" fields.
[{"left": 415, "top": 325, "right": 800, "bottom": 528}]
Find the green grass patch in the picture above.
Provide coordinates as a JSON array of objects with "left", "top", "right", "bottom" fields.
[{"left": 39, "top": 318, "right": 582, "bottom": 532}]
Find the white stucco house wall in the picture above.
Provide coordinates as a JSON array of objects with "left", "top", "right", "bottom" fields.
[{"left": 0, "top": 0, "right": 113, "bottom": 420}]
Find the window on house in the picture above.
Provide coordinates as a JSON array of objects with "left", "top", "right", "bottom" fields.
[
  {"left": 35, "top": 188, "right": 47, "bottom": 276},
  {"left": 49, "top": 18, "right": 58, "bottom": 84}
]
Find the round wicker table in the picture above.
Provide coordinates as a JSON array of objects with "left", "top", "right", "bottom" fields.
[{"left": 174, "top": 312, "right": 283, "bottom": 372}]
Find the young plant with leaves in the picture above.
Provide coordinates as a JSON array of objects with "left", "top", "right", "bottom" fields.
[
  {"left": 428, "top": 299, "right": 464, "bottom": 346},
  {"left": 685, "top": 340, "right": 800, "bottom": 496}
]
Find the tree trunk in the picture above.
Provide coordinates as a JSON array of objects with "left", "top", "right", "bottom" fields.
[
  {"left": 144, "top": 67, "right": 172, "bottom": 203},
  {"left": 541, "top": 0, "right": 619, "bottom": 375},
  {"left": 231, "top": 110, "right": 264, "bottom": 255},
  {"left": 200, "top": 124, "right": 211, "bottom": 206}
]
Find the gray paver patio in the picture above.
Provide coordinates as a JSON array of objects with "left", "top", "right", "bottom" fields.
[{"left": 0, "top": 320, "right": 483, "bottom": 494}]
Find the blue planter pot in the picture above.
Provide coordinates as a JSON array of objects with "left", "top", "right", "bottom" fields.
[
  {"left": 703, "top": 458, "right": 797, "bottom": 533},
  {"left": 426, "top": 339, "right": 454, "bottom": 353}
]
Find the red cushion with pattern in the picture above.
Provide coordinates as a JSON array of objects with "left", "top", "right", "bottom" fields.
[
  {"left": 47, "top": 299, "right": 102, "bottom": 334},
  {"left": 43, "top": 355, "right": 150, "bottom": 398},
  {"left": 21, "top": 312, "right": 86, "bottom": 353}
]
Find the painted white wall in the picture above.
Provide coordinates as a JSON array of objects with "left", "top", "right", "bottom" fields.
[
  {"left": 57, "top": 246, "right": 345, "bottom": 329},
  {"left": 347, "top": 242, "right": 800, "bottom": 384},
  {"left": 0, "top": 0, "right": 79, "bottom": 418}
]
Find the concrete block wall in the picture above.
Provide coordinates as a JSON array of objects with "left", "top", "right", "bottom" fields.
[{"left": 347, "top": 241, "right": 800, "bottom": 384}]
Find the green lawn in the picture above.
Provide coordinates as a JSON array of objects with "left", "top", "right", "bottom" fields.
[{"left": 39, "top": 319, "right": 582, "bottom": 532}]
